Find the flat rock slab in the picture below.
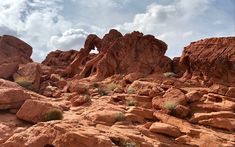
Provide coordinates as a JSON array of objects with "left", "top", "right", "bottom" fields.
[{"left": 149, "top": 122, "right": 182, "bottom": 137}]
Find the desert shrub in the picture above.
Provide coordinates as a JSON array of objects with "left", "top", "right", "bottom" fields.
[
  {"left": 123, "top": 142, "right": 139, "bottom": 147},
  {"left": 163, "top": 101, "right": 177, "bottom": 111},
  {"left": 110, "top": 137, "right": 139, "bottom": 147},
  {"left": 98, "top": 87, "right": 108, "bottom": 96},
  {"left": 127, "top": 87, "right": 136, "bottom": 94},
  {"left": 163, "top": 72, "right": 178, "bottom": 78},
  {"left": 14, "top": 76, "right": 33, "bottom": 90},
  {"left": 115, "top": 112, "right": 126, "bottom": 122},
  {"left": 126, "top": 100, "right": 137, "bottom": 106},
  {"left": 106, "top": 83, "right": 119, "bottom": 92},
  {"left": 83, "top": 94, "right": 91, "bottom": 102},
  {"left": 42, "top": 108, "right": 63, "bottom": 122}
]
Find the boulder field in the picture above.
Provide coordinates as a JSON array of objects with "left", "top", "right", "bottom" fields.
[{"left": 0, "top": 30, "right": 234, "bottom": 147}]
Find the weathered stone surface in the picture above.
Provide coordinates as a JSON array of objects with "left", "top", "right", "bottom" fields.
[
  {"left": 179, "top": 37, "right": 235, "bottom": 84},
  {"left": 0, "top": 79, "right": 30, "bottom": 109},
  {"left": 0, "top": 35, "right": 32, "bottom": 79},
  {"left": 225, "top": 87, "right": 235, "bottom": 98},
  {"left": 185, "top": 90, "right": 203, "bottom": 103},
  {"left": 16, "top": 99, "right": 62, "bottom": 123},
  {"left": 13, "top": 63, "right": 42, "bottom": 92},
  {"left": 152, "top": 88, "right": 187, "bottom": 111},
  {"left": 1, "top": 33, "right": 235, "bottom": 147},
  {"left": 42, "top": 50, "right": 79, "bottom": 68},
  {"left": 190, "top": 111, "right": 235, "bottom": 123},
  {"left": 69, "top": 29, "right": 172, "bottom": 81},
  {"left": 174, "top": 105, "right": 190, "bottom": 118},
  {"left": 198, "top": 118, "right": 235, "bottom": 131},
  {"left": 149, "top": 122, "right": 182, "bottom": 137}
]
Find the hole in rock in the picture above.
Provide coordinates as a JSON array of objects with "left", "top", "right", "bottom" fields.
[
  {"left": 215, "top": 97, "right": 223, "bottom": 102},
  {"left": 44, "top": 144, "right": 55, "bottom": 147}
]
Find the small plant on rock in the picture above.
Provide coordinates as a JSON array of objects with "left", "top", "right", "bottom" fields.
[
  {"left": 84, "top": 94, "right": 91, "bottom": 102},
  {"left": 115, "top": 112, "right": 126, "bottom": 122},
  {"left": 14, "top": 76, "right": 33, "bottom": 90},
  {"left": 123, "top": 141, "right": 139, "bottom": 147},
  {"left": 126, "top": 99, "right": 137, "bottom": 106},
  {"left": 98, "top": 87, "right": 108, "bottom": 96},
  {"left": 163, "top": 101, "right": 177, "bottom": 111},
  {"left": 110, "top": 137, "right": 139, "bottom": 147},
  {"left": 127, "top": 87, "right": 136, "bottom": 94},
  {"left": 42, "top": 108, "right": 63, "bottom": 122},
  {"left": 106, "top": 83, "right": 119, "bottom": 92}
]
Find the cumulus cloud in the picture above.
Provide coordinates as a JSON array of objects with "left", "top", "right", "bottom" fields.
[
  {"left": 0, "top": 0, "right": 72, "bottom": 61},
  {"left": 0, "top": 0, "right": 233, "bottom": 61},
  {"left": 115, "top": 0, "right": 232, "bottom": 57},
  {"left": 49, "top": 28, "right": 89, "bottom": 50}
]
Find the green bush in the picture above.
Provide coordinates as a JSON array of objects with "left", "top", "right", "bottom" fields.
[
  {"left": 163, "top": 101, "right": 177, "bottom": 111},
  {"left": 115, "top": 112, "right": 126, "bottom": 122},
  {"left": 126, "top": 100, "right": 137, "bottom": 106},
  {"left": 127, "top": 87, "right": 136, "bottom": 94},
  {"left": 110, "top": 137, "right": 139, "bottom": 147},
  {"left": 14, "top": 77, "right": 33, "bottom": 89},
  {"left": 106, "top": 83, "right": 119, "bottom": 92},
  {"left": 84, "top": 94, "right": 91, "bottom": 102},
  {"left": 123, "top": 142, "right": 138, "bottom": 147},
  {"left": 42, "top": 108, "right": 63, "bottom": 122}
]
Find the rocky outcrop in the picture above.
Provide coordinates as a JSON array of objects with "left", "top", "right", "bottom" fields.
[
  {"left": 13, "top": 63, "right": 42, "bottom": 92},
  {"left": 0, "top": 35, "right": 32, "bottom": 79},
  {"left": 1, "top": 32, "right": 235, "bottom": 147},
  {"left": 42, "top": 50, "right": 79, "bottom": 68},
  {"left": 0, "top": 79, "right": 30, "bottom": 110},
  {"left": 149, "top": 122, "right": 182, "bottom": 137},
  {"left": 16, "top": 99, "right": 63, "bottom": 123},
  {"left": 179, "top": 37, "right": 235, "bottom": 85},
  {"left": 69, "top": 29, "right": 172, "bottom": 81}
]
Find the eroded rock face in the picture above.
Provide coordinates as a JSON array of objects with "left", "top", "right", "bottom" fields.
[
  {"left": 42, "top": 50, "right": 79, "bottom": 68},
  {"left": 69, "top": 29, "right": 172, "bottom": 81},
  {"left": 16, "top": 99, "right": 62, "bottom": 123},
  {"left": 179, "top": 37, "right": 235, "bottom": 84},
  {"left": 0, "top": 35, "right": 33, "bottom": 79},
  {"left": 13, "top": 63, "right": 42, "bottom": 92},
  {"left": 2, "top": 32, "right": 235, "bottom": 147},
  {"left": 0, "top": 79, "right": 31, "bottom": 110}
]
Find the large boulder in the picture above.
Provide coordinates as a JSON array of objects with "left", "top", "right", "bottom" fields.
[
  {"left": 179, "top": 37, "right": 235, "bottom": 84},
  {"left": 0, "top": 79, "right": 30, "bottom": 109},
  {"left": 149, "top": 122, "right": 182, "bottom": 137},
  {"left": 13, "top": 63, "right": 42, "bottom": 92},
  {"left": 0, "top": 35, "right": 32, "bottom": 79},
  {"left": 69, "top": 29, "right": 172, "bottom": 81},
  {"left": 16, "top": 99, "right": 63, "bottom": 123}
]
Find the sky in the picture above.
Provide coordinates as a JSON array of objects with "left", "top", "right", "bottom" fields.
[{"left": 0, "top": 0, "right": 234, "bottom": 62}]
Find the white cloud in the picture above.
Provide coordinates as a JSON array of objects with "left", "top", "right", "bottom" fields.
[
  {"left": 49, "top": 28, "right": 89, "bottom": 50},
  {"left": 0, "top": 0, "right": 72, "bottom": 61},
  {"left": 76, "top": 0, "right": 130, "bottom": 8},
  {"left": 115, "top": 0, "right": 218, "bottom": 57},
  {"left": 116, "top": 4, "right": 176, "bottom": 33}
]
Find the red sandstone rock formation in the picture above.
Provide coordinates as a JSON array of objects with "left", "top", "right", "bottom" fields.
[
  {"left": 42, "top": 50, "right": 79, "bottom": 69},
  {"left": 0, "top": 35, "right": 32, "bottom": 79},
  {"left": 1, "top": 32, "right": 235, "bottom": 147},
  {"left": 179, "top": 37, "right": 235, "bottom": 85},
  {"left": 69, "top": 29, "right": 172, "bottom": 81}
]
